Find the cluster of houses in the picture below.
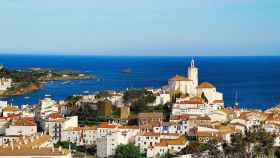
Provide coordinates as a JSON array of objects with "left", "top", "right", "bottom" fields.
[
  {"left": 0, "top": 78, "right": 12, "bottom": 92},
  {"left": 0, "top": 60, "right": 280, "bottom": 158}
]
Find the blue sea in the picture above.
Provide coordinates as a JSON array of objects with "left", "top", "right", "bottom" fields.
[{"left": 0, "top": 54, "right": 279, "bottom": 110}]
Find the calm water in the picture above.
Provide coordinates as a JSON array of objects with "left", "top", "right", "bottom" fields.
[{"left": 0, "top": 54, "right": 279, "bottom": 110}]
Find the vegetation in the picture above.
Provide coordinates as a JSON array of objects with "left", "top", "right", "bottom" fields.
[
  {"left": 115, "top": 144, "right": 143, "bottom": 158},
  {"left": 67, "top": 93, "right": 119, "bottom": 126},
  {"left": 222, "top": 129, "right": 275, "bottom": 158},
  {"left": 180, "top": 129, "right": 277, "bottom": 158},
  {"left": 201, "top": 92, "right": 208, "bottom": 103},
  {"left": 95, "top": 91, "right": 111, "bottom": 99},
  {"left": 0, "top": 66, "right": 94, "bottom": 96},
  {"left": 123, "top": 88, "right": 157, "bottom": 114},
  {"left": 181, "top": 139, "right": 221, "bottom": 157}
]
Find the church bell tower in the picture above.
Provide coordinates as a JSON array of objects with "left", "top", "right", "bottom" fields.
[{"left": 188, "top": 59, "right": 198, "bottom": 87}]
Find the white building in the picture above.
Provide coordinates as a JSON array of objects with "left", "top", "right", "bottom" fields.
[
  {"left": 196, "top": 82, "right": 223, "bottom": 104},
  {"left": 2, "top": 106, "right": 20, "bottom": 117},
  {"left": 96, "top": 125, "right": 140, "bottom": 158},
  {"left": 169, "top": 60, "right": 198, "bottom": 97},
  {"left": 146, "top": 136, "right": 188, "bottom": 158},
  {"left": 0, "top": 134, "right": 72, "bottom": 158},
  {"left": 0, "top": 78, "right": 12, "bottom": 91},
  {"left": 0, "top": 119, "right": 8, "bottom": 135},
  {"left": 153, "top": 122, "right": 188, "bottom": 135},
  {"left": 62, "top": 126, "right": 97, "bottom": 146},
  {"left": 172, "top": 96, "right": 223, "bottom": 116},
  {"left": 168, "top": 59, "right": 224, "bottom": 105},
  {"left": 151, "top": 91, "right": 171, "bottom": 106},
  {"left": 108, "top": 92, "right": 124, "bottom": 107},
  {"left": 40, "top": 112, "right": 78, "bottom": 141},
  {"left": 39, "top": 98, "right": 59, "bottom": 119},
  {"left": 136, "top": 132, "right": 181, "bottom": 153},
  {"left": 5, "top": 119, "right": 37, "bottom": 136}
]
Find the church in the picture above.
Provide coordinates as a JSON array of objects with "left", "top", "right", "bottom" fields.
[{"left": 168, "top": 59, "right": 224, "bottom": 105}]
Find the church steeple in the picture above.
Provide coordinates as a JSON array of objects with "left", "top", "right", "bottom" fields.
[
  {"left": 188, "top": 59, "right": 198, "bottom": 88},
  {"left": 191, "top": 59, "right": 195, "bottom": 68}
]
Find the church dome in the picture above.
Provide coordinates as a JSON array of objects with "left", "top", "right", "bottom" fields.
[{"left": 198, "top": 82, "right": 216, "bottom": 89}]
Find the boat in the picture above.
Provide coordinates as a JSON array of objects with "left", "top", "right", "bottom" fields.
[
  {"left": 62, "top": 81, "right": 71, "bottom": 85},
  {"left": 45, "top": 94, "right": 51, "bottom": 97},
  {"left": 83, "top": 90, "right": 90, "bottom": 94},
  {"left": 24, "top": 96, "right": 30, "bottom": 99},
  {"left": 121, "top": 68, "right": 132, "bottom": 74}
]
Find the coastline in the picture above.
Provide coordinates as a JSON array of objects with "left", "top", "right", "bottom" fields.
[{"left": 0, "top": 82, "right": 44, "bottom": 97}]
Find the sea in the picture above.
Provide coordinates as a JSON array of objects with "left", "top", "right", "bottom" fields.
[{"left": 0, "top": 54, "right": 279, "bottom": 110}]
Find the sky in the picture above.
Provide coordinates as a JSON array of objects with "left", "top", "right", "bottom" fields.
[{"left": 0, "top": 0, "right": 279, "bottom": 56}]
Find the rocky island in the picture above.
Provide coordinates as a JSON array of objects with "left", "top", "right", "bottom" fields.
[{"left": 0, "top": 66, "right": 95, "bottom": 96}]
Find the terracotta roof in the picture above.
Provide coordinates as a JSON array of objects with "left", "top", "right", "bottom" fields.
[
  {"left": 0, "top": 148, "right": 70, "bottom": 156},
  {"left": 220, "top": 108, "right": 235, "bottom": 115},
  {"left": 156, "top": 136, "right": 187, "bottom": 147},
  {"left": 197, "top": 82, "right": 216, "bottom": 89},
  {"left": 189, "top": 115, "right": 211, "bottom": 121},
  {"left": 142, "top": 132, "right": 161, "bottom": 137},
  {"left": 170, "top": 114, "right": 189, "bottom": 121},
  {"left": 197, "top": 131, "right": 221, "bottom": 138},
  {"left": 0, "top": 135, "right": 69, "bottom": 156},
  {"left": 119, "top": 125, "right": 139, "bottom": 129},
  {"left": 142, "top": 132, "right": 180, "bottom": 137},
  {"left": 64, "top": 126, "right": 97, "bottom": 131},
  {"left": 13, "top": 119, "right": 36, "bottom": 126},
  {"left": 138, "top": 112, "right": 163, "bottom": 119},
  {"left": 213, "top": 100, "right": 224, "bottom": 103},
  {"left": 169, "top": 75, "right": 191, "bottom": 81},
  {"left": 48, "top": 112, "right": 64, "bottom": 120},
  {"left": 98, "top": 122, "right": 118, "bottom": 129},
  {"left": 3, "top": 106, "right": 19, "bottom": 112},
  {"left": 189, "top": 96, "right": 204, "bottom": 104}
]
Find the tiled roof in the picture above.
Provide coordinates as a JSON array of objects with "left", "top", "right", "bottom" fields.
[
  {"left": 213, "top": 100, "right": 224, "bottom": 103},
  {"left": 138, "top": 112, "right": 163, "bottom": 119},
  {"left": 3, "top": 106, "right": 19, "bottom": 112},
  {"left": 13, "top": 118, "right": 36, "bottom": 126},
  {"left": 0, "top": 148, "right": 70, "bottom": 156},
  {"left": 64, "top": 126, "right": 97, "bottom": 131},
  {"left": 142, "top": 132, "right": 180, "bottom": 137},
  {"left": 0, "top": 134, "right": 69, "bottom": 156},
  {"left": 169, "top": 75, "right": 191, "bottom": 81},
  {"left": 98, "top": 122, "right": 118, "bottom": 129},
  {"left": 156, "top": 136, "right": 187, "bottom": 146},
  {"left": 119, "top": 125, "right": 139, "bottom": 129},
  {"left": 197, "top": 82, "right": 216, "bottom": 88},
  {"left": 48, "top": 112, "right": 64, "bottom": 120}
]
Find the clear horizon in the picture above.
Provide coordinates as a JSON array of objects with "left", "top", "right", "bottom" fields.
[{"left": 0, "top": 0, "right": 280, "bottom": 56}]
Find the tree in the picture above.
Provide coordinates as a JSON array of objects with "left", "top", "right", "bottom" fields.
[
  {"left": 207, "top": 139, "right": 222, "bottom": 158},
  {"left": 275, "top": 148, "right": 280, "bottom": 158},
  {"left": 222, "top": 133, "right": 246, "bottom": 158},
  {"left": 123, "top": 88, "right": 156, "bottom": 114},
  {"left": 115, "top": 144, "right": 143, "bottom": 158},
  {"left": 96, "top": 91, "right": 111, "bottom": 99},
  {"left": 201, "top": 92, "right": 208, "bottom": 103},
  {"left": 184, "top": 141, "right": 201, "bottom": 154}
]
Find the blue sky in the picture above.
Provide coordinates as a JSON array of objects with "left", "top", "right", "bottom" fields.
[{"left": 0, "top": 0, "right": 279, "bottom": 56}]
